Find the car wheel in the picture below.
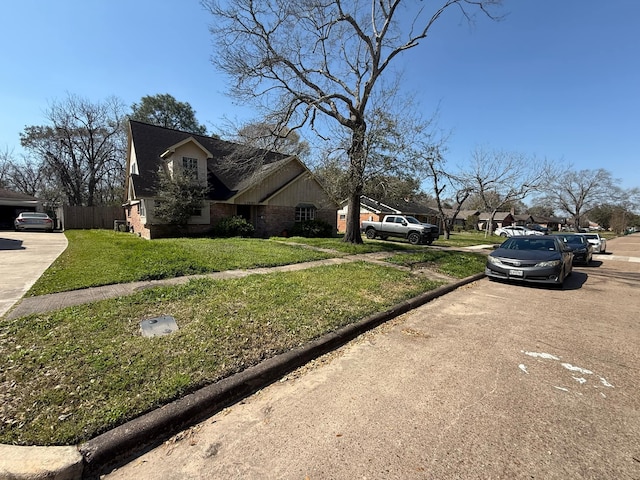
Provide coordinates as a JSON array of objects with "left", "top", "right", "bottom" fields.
[
  {"left": 408, "top": 232, "right": 421, "bottom": 245},
  {"left": 365, "top": 228, "right": 376, "bottom": 240},
  {"left": 499, "top": 232, "right": 507, "bottom": 237}
]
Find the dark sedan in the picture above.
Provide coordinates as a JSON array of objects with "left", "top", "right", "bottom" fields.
[
  {"left": 486, "top": 236, "right": 573, "bottom": 287},
  {"left": 559, "top": 234, "right": 593, "bottom": 264}
]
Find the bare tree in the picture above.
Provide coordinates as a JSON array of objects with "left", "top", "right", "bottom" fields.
[
  {"left": 20, "top": 94, "right": 127, "bottom": 206},
  {"left": 0, "top": 148, "right": 13, "bottom": 188},
  {"left": 465, "top": 148, "right": 549, "bottom": 237},
  {"left": 234, "top": 122, "right": 310, "bottom": 158},
  {"left": 203, "top": 0, "right": 502, "bottom": 243},
  {"left": 542, "top": 168, "right": 619, "bottom": 231}
]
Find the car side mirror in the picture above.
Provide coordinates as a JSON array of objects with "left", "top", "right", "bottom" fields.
[{"left": 402, "top": 221, "right": 407, "bottom": 226}]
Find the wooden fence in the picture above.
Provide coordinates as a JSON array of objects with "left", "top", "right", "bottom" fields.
[{"left": 55, "top": 205, "right": 125, "bottom": 230}]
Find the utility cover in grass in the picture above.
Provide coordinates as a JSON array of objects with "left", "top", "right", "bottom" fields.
[{"left": 140, "top": 315, "right": 179, "bottom": 338}]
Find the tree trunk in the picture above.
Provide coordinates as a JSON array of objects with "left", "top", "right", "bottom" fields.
[{"left": 342, "top": 122, "right": 366, "bottom": 244}]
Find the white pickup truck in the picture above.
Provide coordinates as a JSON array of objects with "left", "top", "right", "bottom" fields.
[{"left": 361, "top": 215, "right": 440, "bottom": 245}]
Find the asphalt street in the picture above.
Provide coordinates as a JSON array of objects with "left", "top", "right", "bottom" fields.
[{"left": 104, "top": 235, "right": 640, "bottom": 479}]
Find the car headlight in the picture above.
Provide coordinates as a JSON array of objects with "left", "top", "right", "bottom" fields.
[
  {"left": 487, "top": 256, "right": 503, "bottom": 266},
  {"left": 535, "top": 260, "right": 560, "bottom": 267}
]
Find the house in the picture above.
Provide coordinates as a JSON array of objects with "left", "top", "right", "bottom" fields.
[
  {"left": 441, "top": 208, "right": 481, "bottom": 230},
  {"left": 0, "top": 188, "right": 42, "bottom": 230},
  {"left": 337, "top": 195, "right": 440, "bottom": 233},
  {"left": 477, "top": 212, "right": 514, "bottom": 232},
  {"left": 123, "top": 121, "right": 338, "bottom": 239}
]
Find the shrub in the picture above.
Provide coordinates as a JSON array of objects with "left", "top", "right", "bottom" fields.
[
  {"left": 289, "top": 219, "right": 334, "bottom": 238},
  {"left": 213, "top": 216, "right": 255, "bottom": 237}
]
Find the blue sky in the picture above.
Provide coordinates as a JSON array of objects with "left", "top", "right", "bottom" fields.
[{"left": 1, "top": 1, "right": 639, "bottom": 192}]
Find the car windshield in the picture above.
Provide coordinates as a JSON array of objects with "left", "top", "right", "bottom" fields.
[
  {"left": 561, "top": 235, "right": 586, "bottom": 244},
  {"left": 584, "top": 234, "right": 598, "bottom": 240},
  {"left": 405, "top": 216, "right": 421, "bottom": 224},
  {"left": 21, "top": 213, "right": 48, "bottom": 218},
  {"left": 501, "top": 237, "right": 559, "bottom": 251}
]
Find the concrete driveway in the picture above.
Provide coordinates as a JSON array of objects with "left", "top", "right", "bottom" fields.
[
  {"left": 105, "top": 235, "right": 640, "bottom": 479},
  {"left": 0, "top": 231, "right": 68, "bottom": 317}
]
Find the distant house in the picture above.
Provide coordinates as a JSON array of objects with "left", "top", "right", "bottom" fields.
[
  {"left": 123, "top": 121, "right": 338, "bottom": 239},
  {"left": 337, "top": 195, "right": 439, "bottom": 233},
  {"left": 441, "top": 208, "right": 481, "bottom": 230},
  {"left": 0, "top": 188, "right": 42, "bottom": 230},
  {"left": 478, "top": 212, "right": 514, "bottom": 232}
]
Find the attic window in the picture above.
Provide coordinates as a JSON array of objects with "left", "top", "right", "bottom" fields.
[
  {"left": 182, "top": 157, "right": 198, "bottom": 179},
  {"left": 295, "top": 204, "right": 316, "bottom": 222}
]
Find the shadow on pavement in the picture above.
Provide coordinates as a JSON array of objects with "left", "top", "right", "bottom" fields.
[{"left": 0, "top": 238, "right": 24, "bottom": 250}]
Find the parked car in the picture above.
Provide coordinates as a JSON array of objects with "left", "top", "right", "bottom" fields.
[
  {"left": 559, "top": 234, "right": 593, "bottom": 264},
  {"left": 581, "top": 233, "right": 607, "bottom": 253},
  {"left": 526, "top": 223, "right": 550, "bottom": 234},
  {"left": 494, "top": 225, "right": 544, "bottom": 237},
  {"left": 361, "top": 215, "right": 439, "bottom": 245},
  {"left": 485, "top": 236, "right": 573, "bottom": 287},
  {"left": 14, "top": 212, "right": 54, "bottom": 232}
]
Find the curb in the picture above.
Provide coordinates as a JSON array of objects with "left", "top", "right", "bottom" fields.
[{"left": 2, "top": 273, "right": 485, "bottom": 479}]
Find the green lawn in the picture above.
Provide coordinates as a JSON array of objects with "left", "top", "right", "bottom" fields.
[
  {"left": 1, "top": 230, "right": 488, "bottom": 446},
  {"left": 29, "top": 230, "right": 337, "bottom": 295},
  {"left": 1, "top": 262, "right": 448, "bottom": 445}
]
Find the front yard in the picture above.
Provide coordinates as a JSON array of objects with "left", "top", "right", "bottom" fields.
[{"left": 1, "top": 230, "right": 487, "bottom": 446}]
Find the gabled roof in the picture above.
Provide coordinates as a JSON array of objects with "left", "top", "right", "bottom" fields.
[
  {"left": 127, "top": 120, "right": 289, "bottom": 200},
  {"left": 357, "top": 196, "right": 439, "bottom": 216},
  {"left": 0, "top": 188, "right": 39, "bottom": 201},
  {"left": 479, "top": 212, "right": 513, "bottom": 221},
  {"left": 441, "top": 208, "right": 480, "bottom": 219}
]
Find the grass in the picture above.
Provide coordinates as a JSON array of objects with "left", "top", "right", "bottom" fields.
[
  {"left": 0, "top": 262, "right": 445, "bottom": 446},
  {"left": 385, "top": 250, "right": 488, "bottom": 278},
  {"left": 29, "top": 230, "right": 336, "bottom": 295},
  {"left": 1, "top": 230, "right": 491, "bottom": 445},
  {"left": 432, "top": 230, "right": 503, "bottom": 248}
]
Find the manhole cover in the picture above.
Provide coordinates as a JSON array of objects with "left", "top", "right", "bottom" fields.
[{"left": 140, "top": 315, "right": 179, "bottom": 338}]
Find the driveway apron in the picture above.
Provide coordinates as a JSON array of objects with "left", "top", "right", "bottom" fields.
[{"left": 0, "top": 232, "right": 68, "bottom": 318}]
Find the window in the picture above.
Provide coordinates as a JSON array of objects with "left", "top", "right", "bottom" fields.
[
  {"left": 295, "top": 204, "right": 316, "bottom": 222},
  {"left": 182, "top": 157, "right": 198, "bottom": 179},
  {"left": 339, "top": 214, "right": 346, "bottom": 220},
  {"left": 138, "top": 200, "right": 146, "bottom": 217}
]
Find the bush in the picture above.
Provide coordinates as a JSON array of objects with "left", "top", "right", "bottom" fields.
[
  {"left": 213, "top": 216, "right": 255, "bottom": 237},
  {"left": 289, "top": 219, "right": 334, "bottom": 238}
]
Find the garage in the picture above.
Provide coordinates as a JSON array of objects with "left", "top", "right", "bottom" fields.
[{"left": 0, "top": 188, "right": 41, "bottom": 230}]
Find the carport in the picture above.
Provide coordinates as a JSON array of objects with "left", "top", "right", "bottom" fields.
[{"left": 0, "top": 188, "right": 41, "bottom": 230}]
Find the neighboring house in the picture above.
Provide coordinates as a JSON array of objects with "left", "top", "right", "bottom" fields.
[
  {"left": 478, "top": 212, "right": 514, "bottom": 232},
  {"left": 441, "top": 208, "right": 481, "bottom": 230},
  {"left": 124, "top": 121, "right": 338, "bottom": 239},
  {"left": 337, "top": 195, "right": 440, "bottom": 233},
  {"left": 0, "top": 188, "right": 42, "bottom": 230}
]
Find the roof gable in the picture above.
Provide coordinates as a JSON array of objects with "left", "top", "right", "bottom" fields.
[{"left": 127, "top": 120, "right": 289, "bottom": 199}]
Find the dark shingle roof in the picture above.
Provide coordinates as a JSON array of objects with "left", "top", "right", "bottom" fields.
[
  {"left": 0, "top": 188, "right": 39, "bottom": 201},
  {"left": 129, "top": 120, "right": 289, "bottom": 200}
]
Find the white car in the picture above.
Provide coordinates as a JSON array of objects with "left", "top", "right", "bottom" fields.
[
  {"left": 581, "top": 233, "right": 606, "bottom": 253},
  {"left": 494, "top": 225, "right": 544, "bottom": 237}
]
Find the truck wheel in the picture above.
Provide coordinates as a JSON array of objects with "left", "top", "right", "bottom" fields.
[
  {"left": 425, "top": 236, "right": 434, "bottom": 245},
  {"left": 408, "top": 232, "right": 421, "bottom": 245},
  {"left": 365, "top": 228, "right": 376, "bottom": 240}
]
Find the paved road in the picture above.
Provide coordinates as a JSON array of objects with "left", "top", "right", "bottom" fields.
[
  {"left": 105, "top": 235, "right": 640, "bottom": 479},
  {"left": 0, "top": 231, "right": 68, "bottom": 317}
]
